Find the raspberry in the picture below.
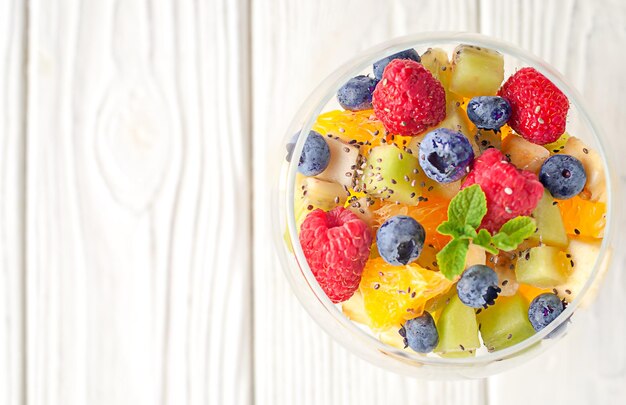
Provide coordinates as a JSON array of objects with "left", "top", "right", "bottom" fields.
[
  {"left": 373, "top": 59, "right": 446, "bottom": 136},
  {"left": 498, "top": 67, "right": 569, "bottom": 145},
  {"left": 462, "top": 148, "right": 544, "bottom": 233},
  {"left": 299, "top": 207, "right": 372, "bottom": 303}
]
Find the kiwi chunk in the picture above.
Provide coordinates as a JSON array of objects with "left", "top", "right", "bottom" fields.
[
  {"left": 421, "top": 47, "right": 453, "bottom": 90},
  {"left": 530, "top": 191, "right": 568, "bottom": 248},
  {"left": 477, "top": 293, "right": 535, "bottom": 351},
  {"left": 362, "top": 144, "right": 423, "bottom": 205},
  {"left": 294, "top": 175, "right": 348, "bottom": 228},
  {"left": 450, "top": 45, "right": 504, "bottom": 97},
  {"left": 515, "top": 245, "right": 568, "bottom": 288},
  {"left": 435, "top": 295, "right": 480, "bottom": 358}
]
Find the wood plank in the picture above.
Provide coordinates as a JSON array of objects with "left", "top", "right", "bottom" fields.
[
  {"left": 252, "top": 1, "right": 486, "bottom": 404},
  {"left": 26, "top": 0, "right": 251, "bottom": 404},
  {"left": 0, "top": 1, "right": 25, "bottom": 405},
  {"left": 481, "top": 0, "right": 626, "bottom": 403}
]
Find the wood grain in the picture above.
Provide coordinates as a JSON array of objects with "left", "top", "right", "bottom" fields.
[
  {"left": 0, "top": 1, "right": 25, "bottom": 405},
  {"left": 481, "top": 1, "right": 626, "bottom": 403},
  {"left": 252, "top": 1, "right": 487, "bottom": 404},
  {"left": 26, "top": 0, "right": 251, "bottom": 404}
]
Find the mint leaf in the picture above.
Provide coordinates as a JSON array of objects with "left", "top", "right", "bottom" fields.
[
  {"left": 472, "top": 229, "right": 498, "bottom": 254},
  {"left": 437, "top": 222, "right": 477, "bottom": 239},
  {"left": 491, "top": 216, "right": 537, "bottom": 251},
  {"left": 447, "top": 185, "right": 487, "bottom": 229},
  {"left": 437, "top": 239, "right": 470, "bottom": 280},
  {"left": 437, "top": 221, "right": 465, "bottom": 238},
  {"left": 462, "top": 224, "right": 478, "bottom": 239}
]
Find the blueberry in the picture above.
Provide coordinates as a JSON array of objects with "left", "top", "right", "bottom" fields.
[
  {"left": 400, "top": 312, "right": 439, "bottom": 353},
  {"left": 528, "top": 293, "right": 565, "bottom": 332},
  {"left": 376, "top": 215, "right": 425, "bottom": 266},
  {"left": 337, "top": 75, "right": 378, "bottom": 111},
  {"left": 297, "top": 131, "right": 331, "bottom": 176},
  {"left": 466, "top": 96, "right": 511, "bottom": 130},
  {"left": 285, "top": 132, "right": 300, "bottom": 162},
  {"left": 373, "top": 49, "right": 421, "bottom": 80},
  {"left": 456, "top": 265, "right": 501, "bottom": 308},
  {"left": 539, "top": 154, "right": 587, "bottom": 199},
  {"left": 418, "top": 128, "right": 475, "bottom": 183}
]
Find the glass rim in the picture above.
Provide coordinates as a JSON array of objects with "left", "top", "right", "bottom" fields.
[{"left": 277, "top": 31, "right": 616, "bottom": 368}]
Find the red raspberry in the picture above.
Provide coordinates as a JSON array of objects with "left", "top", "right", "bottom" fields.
[
  {"left": 299, "top": 207, "right": 372, "bottom": 303},
  {"left": 373, "top": 59, "right": 446, "bottom": 136},
  {"left": 499, "top": 67, "right": 569, "bottom": 145},
  {"left": 462, "top": 148, "right": 544, "bottom": 233}
]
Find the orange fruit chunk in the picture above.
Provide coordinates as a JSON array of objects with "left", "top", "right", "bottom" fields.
[
  {"left": 557, "top": 196, "right": 606, "bottom": 238},
  {"left": 312, "top": 109, "right": 416, "bottom": 155},
  {"left": 499, "top": 124, "right": 515, "bottom": 141},
  {"left": 360, "top": 257, "right": 454, "bottom": 330},
  {"left": 374, "top": 197, "right": 451, "bottom": 250},
  {"left": 517, "top": 283, "right": 551, "bottom": 303},
  {"left": 312, "top": 109, "right": 386, "bottom": 155}
]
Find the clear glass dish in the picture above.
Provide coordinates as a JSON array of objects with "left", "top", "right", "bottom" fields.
[{"left": 273, "top": 32, "right": 617, "bottom": 379}]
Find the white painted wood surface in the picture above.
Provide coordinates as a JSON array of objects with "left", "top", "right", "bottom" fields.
[
  {"left": 0, "top": 1, "right": 25, "bottom": 405},
  {"left": 26, "top": 0, "right": 250, "bottom": 404},
  {"left": 0, "top": 0, "right": 624, "bottom": 404}
]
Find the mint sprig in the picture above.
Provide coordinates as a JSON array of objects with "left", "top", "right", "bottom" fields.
[
  {"left": 446, "top": 184, "right": 486, "bottom": 229},
  {"left": 437, "top": 239, "right": 470, "bottom": 277},
  {"left": 435, "top": 185, "right": 536, "bottom": 280},
  {"left": 490, "top": 216, "right": 537, "bottom": 251}
]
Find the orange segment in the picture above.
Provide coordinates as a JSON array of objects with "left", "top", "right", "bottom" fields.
[
  {"left": 557, "top": 196, "right": 606, "bottom": 238},
  {"left": 312, "top": 109, "right": 386, "bottom": 155},
  {"left": 374, "top": 197, "right": 451, "bottom": 250},
  {"left": 461, "top": 97, "right": 477, "bottom": 130},
  {"left": 499, "top": 124, "right": 515, "bottom": 141},
  {"left": 517, "top": 283, "right": 551, "bottom": 303},
  {"left": 312, "top": 109, "right": 416, "bottom": 155},
  {"left": 360, "top": 257, "right": 454, "bottom": 330}
]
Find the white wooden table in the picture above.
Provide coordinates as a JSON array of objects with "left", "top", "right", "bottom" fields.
[{"left": 1, "top": 0, "right": 625, "bottom": 404}]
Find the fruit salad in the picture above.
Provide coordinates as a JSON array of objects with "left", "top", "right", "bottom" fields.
[{"left": 286, "top": 44, "right": 607, "bottom": 357}]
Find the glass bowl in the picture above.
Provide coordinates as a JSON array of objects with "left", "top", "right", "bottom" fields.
[{"left": 273, "top": 32, "right": 617, "bottom": 379}]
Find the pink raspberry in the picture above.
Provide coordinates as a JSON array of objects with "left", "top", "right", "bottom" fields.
[
  {"left": 373, "top": 59, "right": 446, "bottom": 136},
  {"left": 462, "top": 148, "right": 544, "bottom": 233},
  {"left": 299, "top": 207, "right": 372, "bottom": 303},
  {"left": 499, "top": 67, "right": 569, "bottom": 145}
]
